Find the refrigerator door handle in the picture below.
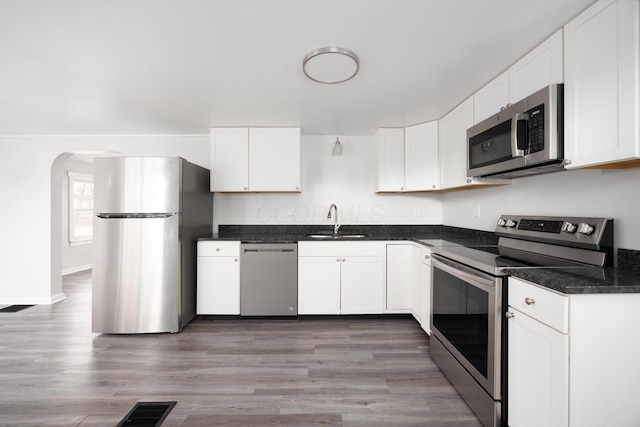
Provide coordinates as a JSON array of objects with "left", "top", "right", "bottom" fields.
[{"left": 96, "top": 213, "right": 177, "bottom": 219}]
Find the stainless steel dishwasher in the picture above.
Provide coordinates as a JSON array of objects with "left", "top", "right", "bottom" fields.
[{"left": 240, "top": 243, "right": 298, "bottom": 316}]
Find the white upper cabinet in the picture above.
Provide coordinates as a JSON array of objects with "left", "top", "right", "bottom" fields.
[
  {"left": 509, "top": 29, "right": 564, "bottom": 103},
  {"left": 439, "top": 98, "right": 475, "bottom": 189},
  {"left": 210, "top": 127, "right": 249, "bottom": 192},
  {"left": 564, "top": 0, "right": 640, "bottom": 169},
  {"left": 439, "top": 98, "right": 509, "bottom": 189},
  {"left": 210, "top": 127, "right": 301, "bottom": 192},
  {"left": 375, "top": 128, "right": 405, "bottom": 192},
  {"left": 474, "top": 71, "right": 510, "bottom": 124},
  {"left": 249, "top": 128, "right": 301, "bottom": 192},
  {"left": 375, "top": 123, "right": 438, "bottom": 192},
  {"left": 474, "top": 30, "right": 563, "bottom": 123},
  {"left": 405, "top": 121, "right": 439, "bottom": 191}
]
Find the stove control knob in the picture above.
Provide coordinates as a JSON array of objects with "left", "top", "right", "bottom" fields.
[
  {"left": 561, "top": 221, "right": 577, "bottom": 234},
  {"left": 505, "top": 219, "right": 517, "bottom": 228},
  {"left": 578, "top": 223, "right": 595, "bottom": 235},
  {"left": 497, "top": 218, "right": 507, "bottom": 227}
]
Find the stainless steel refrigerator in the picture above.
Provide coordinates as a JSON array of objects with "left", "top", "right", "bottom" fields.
[{"left": 92, "top": 157, "right": 212, "bottom": 333}]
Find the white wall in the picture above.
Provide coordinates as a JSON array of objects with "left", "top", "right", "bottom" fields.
[
  {"left": 0, "top": 135, "right": 209, "bottom": 305},
  {"left": 443, "top": 167, "right": 640, "bottom": 251},
  {"left": 213, "top": 135, "right": 444, "bottom": 229},
  {"left": 3, "top": 131, "right": 637, "bottom": 305},
  {"left": 60, "top": 156, "right": 94, "bottom": 275}
]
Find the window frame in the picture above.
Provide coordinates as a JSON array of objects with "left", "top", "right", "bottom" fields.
[{"left": 68, "top": 171, "right": 94, "bottom": 246}]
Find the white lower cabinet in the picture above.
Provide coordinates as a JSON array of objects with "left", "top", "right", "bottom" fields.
[
  {"left": 507, "top": 277, "right": 640, "bottom": 427},
  {"left": 298, "top": 241, "right": 385, "bottom": 315},
  {"left": 508, "top": 294, "right": 568, "bottom": 427},
  {"left": 340, "top": 256, "right": 386, "bottom": 314},
  {"left": 386, "top": 244, "right": 415, "bottom": 312},
  {"left": 196, "top": 241, "right": 241, "bottom": 315},
  {"left": 418, "top": 246, "right": 431, "bottom": 334},
  {"left": 297, "top": 256, "right": 341, "bottom": 314},
  {"left": 386, "top": 242, "right": 431, "bottom": 334}
]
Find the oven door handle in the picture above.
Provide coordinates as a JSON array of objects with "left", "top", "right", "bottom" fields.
[{"left": 430, "top": 253, "right": 497, "bottom": 292}]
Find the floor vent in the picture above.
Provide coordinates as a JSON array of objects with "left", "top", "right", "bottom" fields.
[
  {"left": 0, "top": 305, "right": 34, "bottom": 313},
  {"left": 117, "top": 401, "right": 176, "bottom": 427}
]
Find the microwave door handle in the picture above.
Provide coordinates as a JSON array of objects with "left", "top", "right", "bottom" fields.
[{"left": 511, "top": 113, "right": 529, "bottom": 158}]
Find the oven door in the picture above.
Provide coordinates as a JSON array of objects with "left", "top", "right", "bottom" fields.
[{"left": 430, "top": 253, "right": 502, "bottom": 399}]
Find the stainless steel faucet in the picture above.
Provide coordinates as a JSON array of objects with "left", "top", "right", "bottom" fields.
[{"left": 327, "top": 204, "right": 341, "bottom": 234}]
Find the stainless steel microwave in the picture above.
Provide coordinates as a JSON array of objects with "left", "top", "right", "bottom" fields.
[{"left": 467, "top": 84, "right": 565, "bottom": 179}]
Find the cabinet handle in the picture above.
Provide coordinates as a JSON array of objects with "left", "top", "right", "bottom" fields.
[
  {"left": 234, "top": 258, "right": 238, "bottom": 262},
  {"left": 336, "top": 258, "right": 340, "bottom": 262},
  {"left": 466, "top": 178, "right": 472, "bottom": 184},
  {"left": 424, "top": 255, "right": 430, "bottom": 259},
  {"left": 342, "top": 258, "right": 346, "bottom": 262},
  {"left": 505, "top": 311, "right": 515, "bottom": 319},
  {"left": 216, "top": 248, "right": 221, "bottom": 251},
  {"left": 243, "top": 187, "right": 248, "bottom": 190},
  {"left": 525, "top": 297, "right": 535, "bottom": 305}
]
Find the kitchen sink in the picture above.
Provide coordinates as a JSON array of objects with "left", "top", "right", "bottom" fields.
[{"left": 306, "top": 233, "right": 369, "bottom": 239}]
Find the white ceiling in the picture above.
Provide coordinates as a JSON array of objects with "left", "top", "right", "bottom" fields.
[{"left": 0, "top": 0, "right": 596, "bottom": 136}]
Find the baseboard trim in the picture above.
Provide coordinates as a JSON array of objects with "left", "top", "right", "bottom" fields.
[
  {"left": 0, "top": 293, "right": 67, "bottom": 306},
  {"left": 62, "top": 264, "right": 92, "bottom": 276}
]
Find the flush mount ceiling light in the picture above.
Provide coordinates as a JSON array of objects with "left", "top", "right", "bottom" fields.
[{"left": 303, "top": 47, "right": 360, "bottom": 84}]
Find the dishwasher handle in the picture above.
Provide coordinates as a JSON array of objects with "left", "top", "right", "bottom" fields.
[{"left": 243, "top": 248, "right": 295, "bottom": 253}]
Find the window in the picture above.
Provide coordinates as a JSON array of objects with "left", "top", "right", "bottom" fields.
[{"left": 68, "top": 172, "right": 94, "bottom": 244}]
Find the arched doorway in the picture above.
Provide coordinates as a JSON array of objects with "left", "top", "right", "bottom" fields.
[{"left": 50, "top": 151, "right": 113, "bottom": 301}]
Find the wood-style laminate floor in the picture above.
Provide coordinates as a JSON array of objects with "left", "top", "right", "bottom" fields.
[{"left": 0, "top": 270, "right": 482, "bottom": 426}]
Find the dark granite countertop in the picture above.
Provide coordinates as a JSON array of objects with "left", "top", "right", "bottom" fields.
[
  {"left": 197, "top": 224, "right": 498, "bottom": 246},
  {"left": 505, "top": 248, "right": 640, "bottom": 294},
  {"left": 197, "top": 225, "right": 640, "bottom": 295},
  {"left": 505, "top": 266, "right": 640, "bottom": 294}
]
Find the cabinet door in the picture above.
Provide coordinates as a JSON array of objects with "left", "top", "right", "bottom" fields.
[
  {"left": 386, "top": 244, "right": 413, "bottom": 311},
  {"left": 249, "top": 128, "right": 301, "bottom": 191},
  {"left": 196, "top": 256, "right": 240, "bottom": 315},
  {"left": 340, "top": 256, "right": 385, "bottom": 314},
  {"left": 375, "top": 128, "right": 405, "bottom": 192},
  {"left": 210, "top": 127, "right": 249, "bottom": 192},
  {"left": 474, "top": 71, "right": 510, "bottom": 123},
  {"left": 404, "top": 121, "right": 439, "bottom": 191},
  {"left": 418, "top": 247, "right": 431, "bottom": 334},
  {"left": 508, "top": 309, "right": 568, "bottom": 427},
  {"left": 509, "top": 29, "right": 563, "bottom": 103},
  {"left": 564, "top": 0, "right": 640, "bottom": 168},
  {"left": 439, "top": 97, "right": 475, "bottom": 189},
  {"left": 298, "top": 256, "right": 341, "bottom": 314}
]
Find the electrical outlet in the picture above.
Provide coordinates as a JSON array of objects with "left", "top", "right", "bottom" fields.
[
  {"left": 288, "top": 207, "right": 294, "bottom": 216},
  {"left": 474, "top": 205, "right": 481, "bottom": 218},
  {"left": 413, "top": 207, "right": 420, "bottom": 215},
  {"left": 257, "top": 207, "right": 263, "bottom": 216},
  {"left": 383, "top": 206, "right": 389, "bottom": 215}
]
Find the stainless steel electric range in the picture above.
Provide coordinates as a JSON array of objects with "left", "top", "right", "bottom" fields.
[{"left": 429, "top": 215, "right": 614, "bottom": 427}]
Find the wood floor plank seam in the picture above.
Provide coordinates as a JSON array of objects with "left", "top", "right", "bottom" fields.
[{"left": 0, "top": 270, "right": 482, "bottom": 427}]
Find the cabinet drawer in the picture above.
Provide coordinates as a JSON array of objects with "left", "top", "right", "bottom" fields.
[
  {"left": 197, "top": 241, "right": 241, "bottom": 257},
  {"left": 508, "top": 277, "right": 568, "bottom": 333}
]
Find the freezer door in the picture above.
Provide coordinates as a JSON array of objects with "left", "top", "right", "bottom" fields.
[
  {"left": 94, "top": 157, "right": 181, "bottom": 214},
  {"left": 92, "top": 214, "right": 181, "bottom": 333}
]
